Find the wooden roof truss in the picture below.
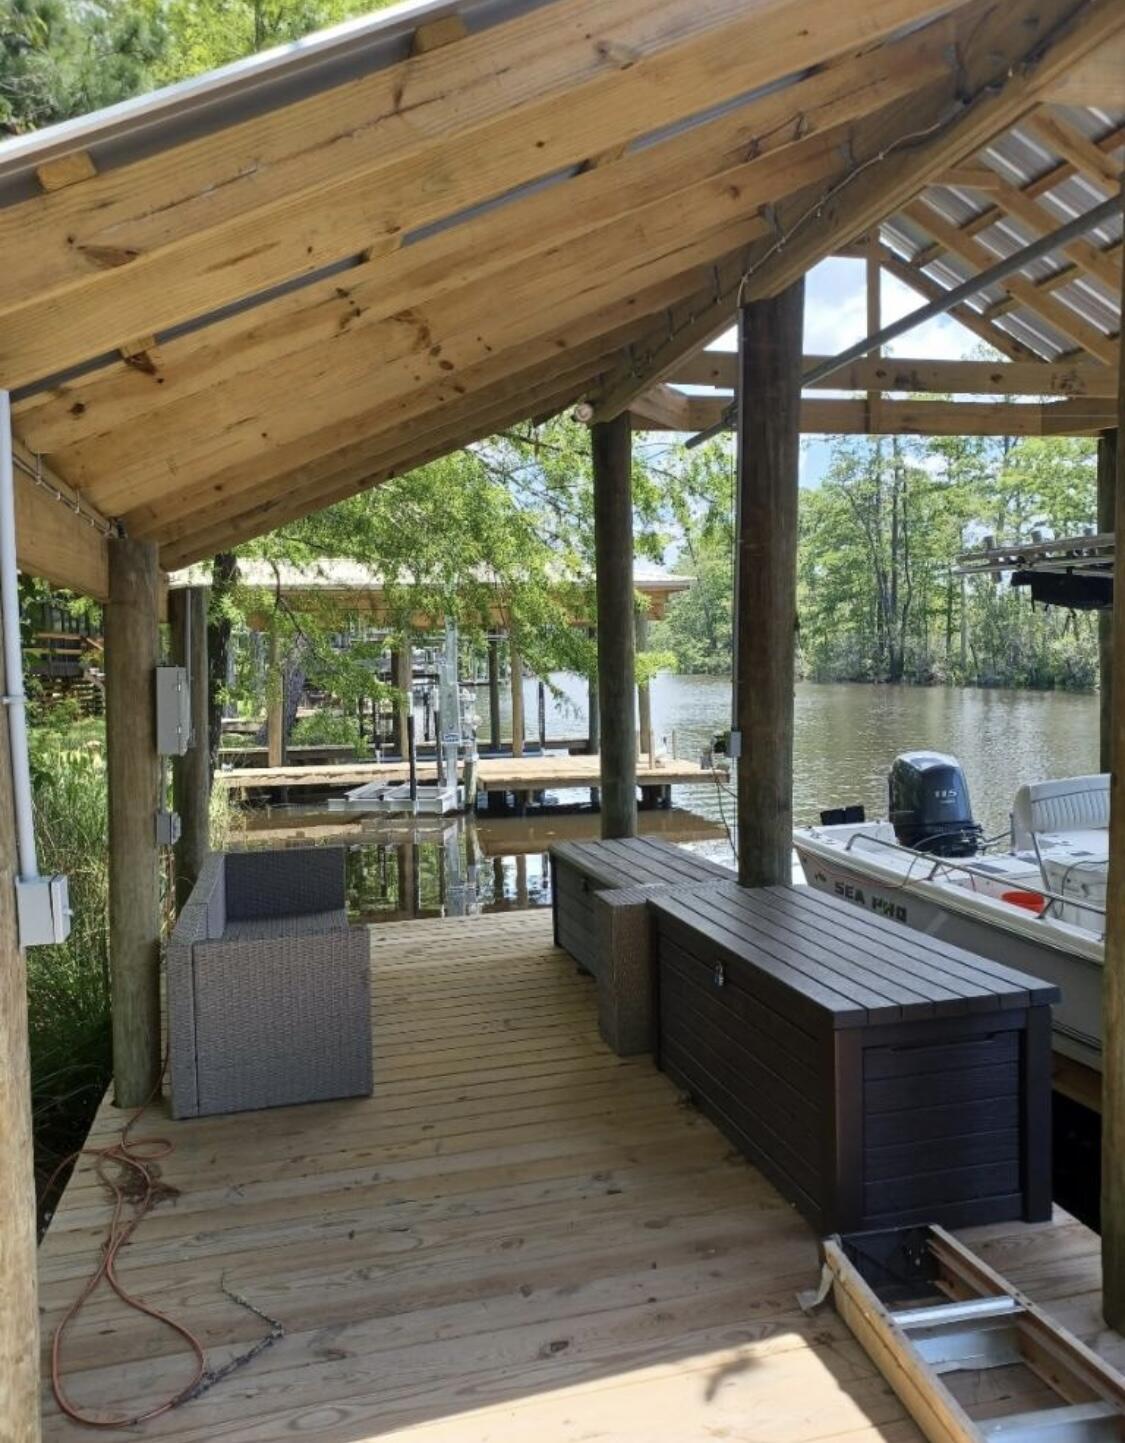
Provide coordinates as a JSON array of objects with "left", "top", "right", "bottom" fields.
[{"left": 0, "top": 0, "right": 1120, "bottom": 596}]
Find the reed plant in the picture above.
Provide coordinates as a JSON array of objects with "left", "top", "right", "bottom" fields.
[{"left": 27, "top": 712, "right": 111, "bottom": 1228}]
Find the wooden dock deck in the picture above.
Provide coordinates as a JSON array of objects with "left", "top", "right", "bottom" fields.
[
  {"left": 38, "top": 911, "right": 1120, "bottom": 1442},
  {"left": 216, "top": 753, "right": 713, "bottom": 795}
]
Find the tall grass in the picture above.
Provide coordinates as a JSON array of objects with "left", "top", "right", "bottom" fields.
[{"left": 28, "top": 715, "right": 111, "bottom": 1228}]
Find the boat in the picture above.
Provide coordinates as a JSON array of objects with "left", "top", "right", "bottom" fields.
[{"left": 794, "top": 752, "right": 1107, "bottom": 1073}]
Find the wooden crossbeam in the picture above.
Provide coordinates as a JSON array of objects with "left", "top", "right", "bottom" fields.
[
  {"left": 1025, "top": 109, "right": 1125, "bottom": 193},
  {"left": 0, "top": 0, "right": 951, "bottom": 389},
  {"left": 590, "top": 0, "right": 1125, "bottom": 421},
  {"left": 633, "top": 394, "right": 1118, "bottom": 436},
  {"left": 1035, "top": 31, "right": 1125, "bottom": 106},
  {"left": 666, "top": 353, "right": 1117, "bottom": 396},
  {"left": 11, "top": 442, "right": 110, "bottom": 599},
  {"left": 970, "top": 174, "right": 1123, "bottom": 296}
]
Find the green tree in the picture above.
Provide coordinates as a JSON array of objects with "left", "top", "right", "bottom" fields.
[{"left": 1, "top": 0, "right": 165, "bottom": 134}]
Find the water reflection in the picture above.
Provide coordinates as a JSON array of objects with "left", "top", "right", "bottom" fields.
[
  {"left": 228, "top": 676, "right": 1099, "bottom": 916},
  {"left": 230, "top": 806, "right": 728, "bottom": 921}
]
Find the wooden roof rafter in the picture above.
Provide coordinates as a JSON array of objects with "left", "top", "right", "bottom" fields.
[
  {"left": 590, "top": 0, "right": 1125, "bottom": 422},
  {"left": 0, "top": 0, "right": 1120, "bottom": 589}
]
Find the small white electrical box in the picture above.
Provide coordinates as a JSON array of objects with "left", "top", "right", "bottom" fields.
[
  {"left": 156, "top": 809, "right": 182, "bottom": 847},
  {"left": 156, "top": 666, "right": 191, "bottom": 756},
  {"left": 16, "top": 874, "right": 72, "bottom": 948}
]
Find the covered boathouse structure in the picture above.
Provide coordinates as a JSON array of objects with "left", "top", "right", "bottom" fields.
[{"left": 0, "top": 0, "right": 1123, "bottom": 1437}]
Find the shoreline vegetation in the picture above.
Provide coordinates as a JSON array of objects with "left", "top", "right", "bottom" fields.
[{"left": 653, "top": 434, "right": 1099, "bottom": 694}]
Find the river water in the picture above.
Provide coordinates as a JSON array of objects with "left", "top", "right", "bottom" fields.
[{"left": 239, "top": 674, "right": 1100, "bottom": 919}]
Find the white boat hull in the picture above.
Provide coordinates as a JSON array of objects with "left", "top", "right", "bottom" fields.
[{"left": 794, "top": 837, "right": 1102, "bottom": 1074}]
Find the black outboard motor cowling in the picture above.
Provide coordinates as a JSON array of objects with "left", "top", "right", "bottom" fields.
[{"left": 888, "top": 751, "right": 982, "bottom": 857}]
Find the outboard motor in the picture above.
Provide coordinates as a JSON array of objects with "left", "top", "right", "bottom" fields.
[{"left": 888, "top": 751, "right": 982, "bottom": 857}]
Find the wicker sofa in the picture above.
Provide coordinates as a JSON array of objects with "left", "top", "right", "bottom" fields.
[{"left": 168, "top": 847, "right": 372, "bottom": 1119}]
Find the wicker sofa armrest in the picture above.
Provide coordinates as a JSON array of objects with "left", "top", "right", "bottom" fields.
[
  {"left": 167, "top": 853, "right": 226, "bottom": 1119},
  {"left": 178, "top": 924, "right": 371, "bottom": 1119}
]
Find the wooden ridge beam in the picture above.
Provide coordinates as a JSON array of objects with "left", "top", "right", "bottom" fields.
[
  {"left": 0, "top": 0, "right": 952, "bottom": 388},
  {"left": 667, "top": 352, "right": 1118, "bottom": 396},
  {"left": 13, "top": 28, "right": 949, "bottom": 453},
  {"left": 589, "top": 0, "right": 1125, "bottom": 420},
  {"left": 633, "top": 393, "right": 1119, "bottom": 436}
]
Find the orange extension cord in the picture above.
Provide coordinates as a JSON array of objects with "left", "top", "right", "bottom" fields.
[{"left": 46, "top": 1070, "right": 207, "bottom": 1429}]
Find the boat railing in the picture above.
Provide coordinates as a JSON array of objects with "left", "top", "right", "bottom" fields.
[{"left": 839, "top": 829, "right": 1105, "bottom": 929}]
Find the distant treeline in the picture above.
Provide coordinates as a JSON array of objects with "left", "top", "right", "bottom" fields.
[{"left": 653, "top": 432, "right": 1099, "bottom": 692}]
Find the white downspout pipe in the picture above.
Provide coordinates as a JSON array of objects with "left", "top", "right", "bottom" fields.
[
  {"left": 0, "top": 389, "right": 70, "bottom": 945},
  {"left": 0, "top": 390, "right": 39, "bottom": 882}
]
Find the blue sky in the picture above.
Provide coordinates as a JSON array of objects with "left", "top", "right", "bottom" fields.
[{"left": 705, "top": 256, "right": 987, "bottom": 487}]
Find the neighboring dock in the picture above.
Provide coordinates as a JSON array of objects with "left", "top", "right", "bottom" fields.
[
  {"left": 216, "top": 753, "right": 712, "bottom": 799},
  {"left": 38, "top": 911, "right": 1119, "bottom": 1442}
]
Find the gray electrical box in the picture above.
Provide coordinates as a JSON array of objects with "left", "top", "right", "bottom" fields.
[
  {"left": 16, "top": 874, "right": 71, "bottom": 947},
  {"left": 156, "top": 809, "right": 182, "bottom": 847},
  {"left": 156, "top": 666, "right": 191, "bottom": 756}
]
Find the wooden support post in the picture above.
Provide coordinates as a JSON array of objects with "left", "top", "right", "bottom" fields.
[
  {"left": 266, "top": 629, "right": 286, "bottom": 769},
  {"left": 389, "top": 641, "right": 407, "bottom": 754},
  {"left": 487, "top": 636, "right": 502, "bottom": 753},
  {"left": 635, "top": 604, "right": 653, "bottom": 764},
  {"left": 169, "top": 586, "right": 211, "bottom": 913},
  {"left": 1102, "top": 256, "right": 1125, "bottom": 1329},
  {"left": 0, "top": 630, "right": 41, "bottom": 1443},
  {"left": 734, "top": 281, "right": 805, "bottom": 887},
  {"left": 1099, "top": 430, "right": 1118, "bottom": 774},
  {"left": 586, "top": 626, "right": 600, "bottom": 756},
  {"left": 509, "top": 631, "right": 525, "bottom": 759},
  {"left": 105, "top": 538, "right": 162, "bottom": 1108},
  {"left": 593, "top": 414, "right": 637, "bottom": 839}
]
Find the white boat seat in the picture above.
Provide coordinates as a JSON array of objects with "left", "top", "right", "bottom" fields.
[{"left": 1011, "top": 774, "right": 1108, "bottom": 852}]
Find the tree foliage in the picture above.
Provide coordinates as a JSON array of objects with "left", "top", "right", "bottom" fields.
[{"left": 655, "top": 429, "right": 1099, "bottom": 691}]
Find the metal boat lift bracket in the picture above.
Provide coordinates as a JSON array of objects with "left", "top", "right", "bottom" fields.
[{"left": 820, "top": 1224, "right": 1125, "bottom": 1443}]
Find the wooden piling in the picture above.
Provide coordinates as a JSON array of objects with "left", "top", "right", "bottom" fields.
[
  {"left": 509, "top": 630, "right": 525, "bottom": 758},
  {"left": 487, "top": 635, "right": 502, "bottom": 752},
  {"left": 733, "top": 281, "right": 805, "bottom": 886},
  {"left": 266, "top": 628, "right": 286, "bottom": 769},
  {"left": 391, "top": 638, "right": 412, "bottom": 755},
  {"left": 1103, "top": 271, "right": 1125, "bottom": 1329},
  {"left": 170, "top": 585, "right": 210, "bottom": 912},
  {"left": 0, "top": 631, "right": 41, "bottom": 1443},
  {"left": 635, "top": 604, "right": 653, "bottom": 764},
  {"left": 105, "top": 537, "right": 163, "bottom": 1108},
  {"left": 586, "top": 626, "right": 600, "bottom": 756},
  {"left": 1099, "top": 430, "right": 1118, "bottom": 774},
  {"left": 593, "top": 414, "right": 637, "bottom": 839}
]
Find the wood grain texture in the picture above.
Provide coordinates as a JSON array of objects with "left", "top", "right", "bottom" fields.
[
  {"left": 169, "top": 587, "right": 211, "bottom": 912},
  {"left": 35, "top": 908, "right": 1122, "bottom": 1442},
  {"left": 104, "top": 538, "right": 162, "bottom": 1107},
  {"left": 593, "top": 415, "right": 637, "bottom": 839},
  {"left": 0, "top": 631, "right": 42, "bottom": 1443},
  {"left": 734, "top": 283, "right": 803, "bottom": 887}
]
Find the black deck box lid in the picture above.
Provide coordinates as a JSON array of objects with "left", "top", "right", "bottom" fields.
[{"left": 650, "top": 883, "right": 1060, "bottom": 1031}]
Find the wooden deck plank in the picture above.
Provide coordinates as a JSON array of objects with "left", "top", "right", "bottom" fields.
[{"left": 37, "top": 910, "right": 1118, "bottom": 1442}]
